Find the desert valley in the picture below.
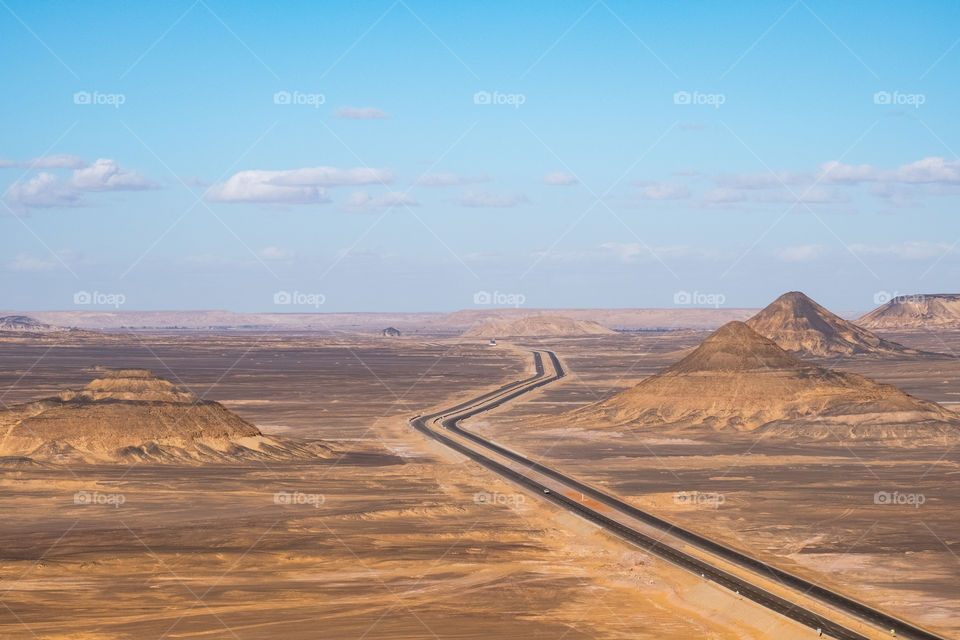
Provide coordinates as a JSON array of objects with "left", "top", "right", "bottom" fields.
[{"left": 0, "top": 292, "right": 956, "bottom": 639}]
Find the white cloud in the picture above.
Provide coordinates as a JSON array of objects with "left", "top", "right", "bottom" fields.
[
  {"left": 778, "top": 244, "right": 827, "bottom": 262},
  {"left": 207, "top": 173, "right": 329, "bottom": 204},
  {"left": 5, "top": 158, "right": 158, "bottom": 211},
  {"left": 8, "top": 250, "right": 79, "bottom": 272},
  {"left": 5, "top": 173, "right": 83, "bottom": 210},
  {"left": 713, "top": 157, "right": 960, "bottom": 199},
  {"left": 459, "top": 190, "right": 529, "bottom": 208},
  {"left": 816, "top": 161, "right": 877, "bottom": 185},
  {"left": 245, "top": 166, "right": 392, "bottom": 188},
  {"left": 207, "top": 166, "right": 392, "bottom": 204},
  {"left": 715, "top": 171, "right": 809, "bottom": 190},
  {"left": 259, "top": 246, "right": 296, "bottom": 260},
  {"left": 849, "top": 241, "right": 952, "bottom": 260},
  {"left": 701, "top": 187, "right": 745, "bottom": 205},
  {"left": 542, "top": 171, "right": 578, "bottom": 186},
  {"left": 9, "top": 254, "right": 59, "bottom": 272},
  {"left": 753, "top": 187, "right": 849, "bottom": 204},
  {"left": 342, "top": 190, "right": 417, "bottom": 212},
  {"left": 635, "top": 183, "right": 691, "bottom": 200},
  {"left": 27, "top": 154, "right": 87, "bottom": 169},
  {"left": 70, "top": 158, "right": 157, "bottom": 191},
  {"left": 600, "top": 242, "right": 711, "bottom": 263},
  {"left": 889, "top": 157, "right": 960, "bottom": 184},
  {"left": 413, "top": 172, "right": 490, "bottom": 187},
  {"left": 0, "top": 155, "right": 87, "bottom": 169},
  {"left": 333, "top": 106, "right": 389, "bottom": 119}
]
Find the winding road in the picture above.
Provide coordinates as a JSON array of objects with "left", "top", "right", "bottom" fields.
[{"left": 410, "top": 350, "right": 945, "bottom": 640}]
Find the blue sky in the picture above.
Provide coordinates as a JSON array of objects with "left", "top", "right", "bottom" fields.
[{"left": 2, "top": 0, "right": 959, "bottom": 313}]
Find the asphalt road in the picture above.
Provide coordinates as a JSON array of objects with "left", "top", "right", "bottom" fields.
[{"left": 410, "top": 349, "right": 945, "bottom": 640}]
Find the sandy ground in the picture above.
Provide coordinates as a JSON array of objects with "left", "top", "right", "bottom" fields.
[
  {"left": 466, "top": 330, "right": 960, "bottom": 637},
  {"left": 0, "top": 331, "right": 822, "bottom": 639}
]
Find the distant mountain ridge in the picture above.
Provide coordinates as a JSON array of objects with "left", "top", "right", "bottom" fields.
[
  {"left": 2, "top": 308, "right": 760, "bottom": 332},
  {"left": 462, "top": 315, "right": 616, "bottom": 337},
  {"left": 858, "top": 294, "right": 960, "bottom": 329}
]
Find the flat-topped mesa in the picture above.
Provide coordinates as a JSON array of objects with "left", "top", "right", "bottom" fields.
[
  {"left": 101, "top": 368, "right": 155, "bottom": 378},
  {"left": 858, "top": 293, "right": 960, "bottom": 329},
  {"left": 462, "top": 315, "right": 616, "bottom": 337},
  {"left": 0, "top": 370, "right": 335, "bottom": 464},
  {"left": 67, "top": 370, "right": 197, "bottom": 404},
  {"left": 745, "top": 291, "right": 918, "bottom": 357}
]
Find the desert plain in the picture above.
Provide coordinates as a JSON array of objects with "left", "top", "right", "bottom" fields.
[{"left": 0, "top": 297, "right": 957, "bottom": 639}]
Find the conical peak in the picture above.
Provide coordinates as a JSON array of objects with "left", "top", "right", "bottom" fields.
[{"left": 666, "top": 321, "right": 804, "bottom": 374}]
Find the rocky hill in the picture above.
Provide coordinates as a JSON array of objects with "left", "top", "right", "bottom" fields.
[
  {"left": 571, "top": 322, "right": 959, "bottom": 442},
  {"left": 0, "top": 370, "right": 335, "bottom": 464},
  {"left": 745, "top": 292, "right": 920, "bottom": 357}
]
